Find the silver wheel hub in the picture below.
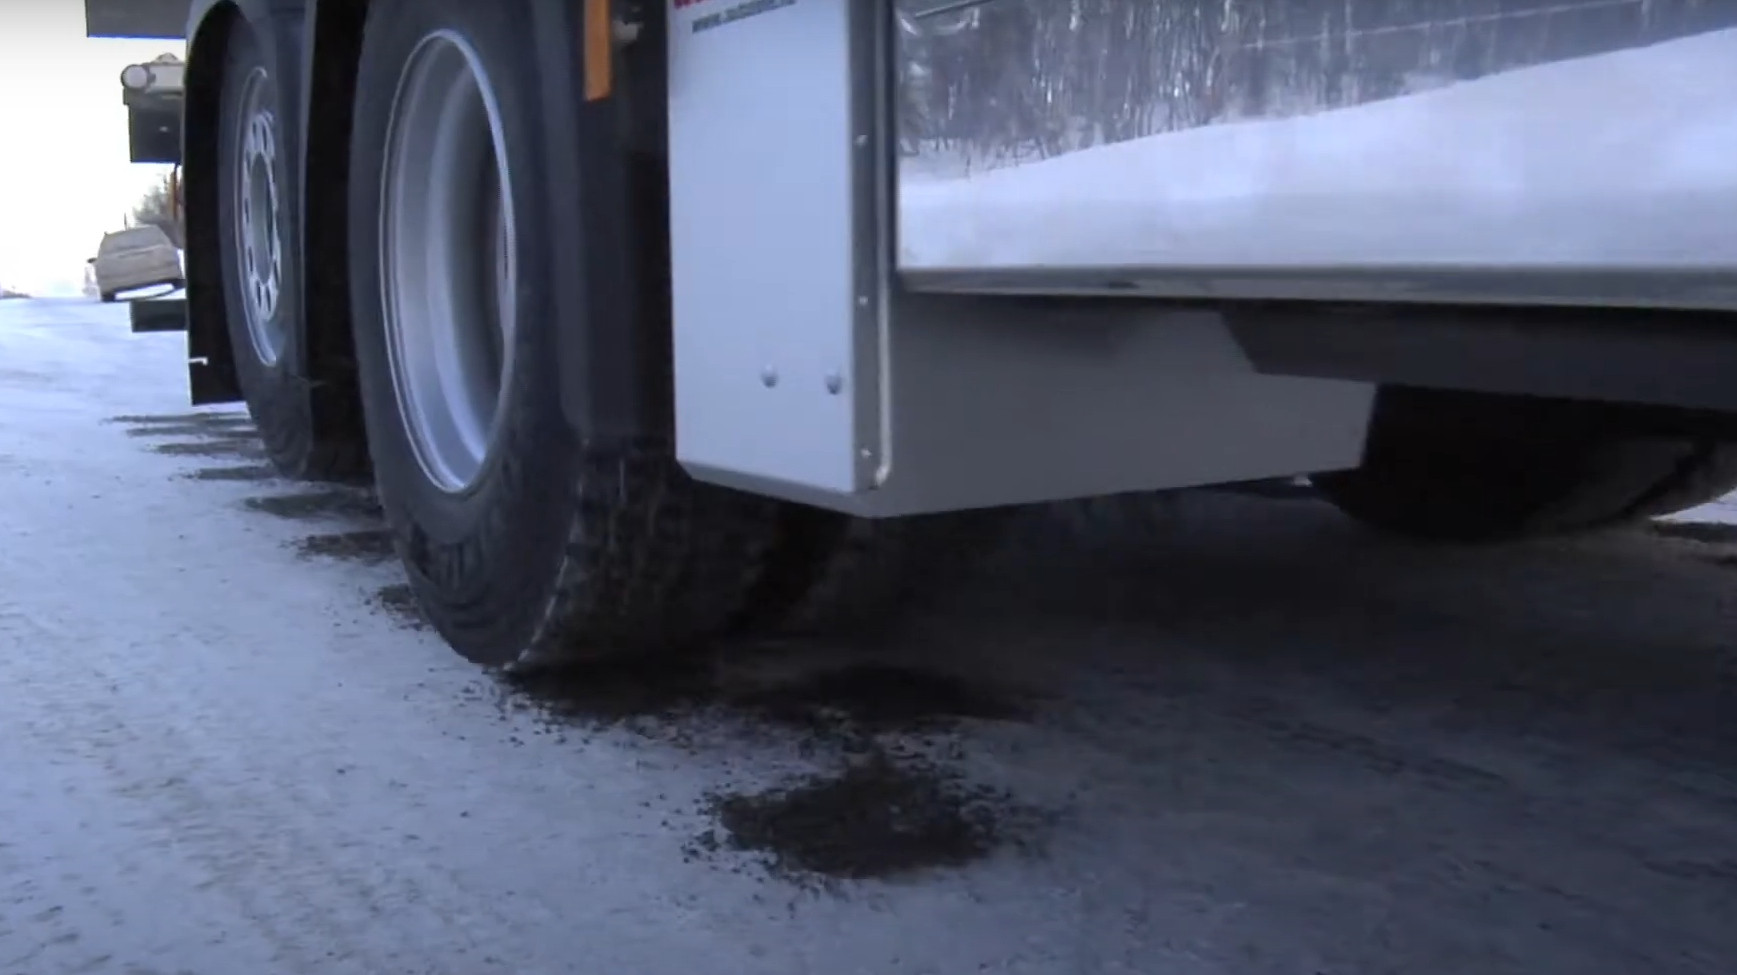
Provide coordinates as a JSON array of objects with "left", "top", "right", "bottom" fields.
[
  {"left": 235, "top": 67, "right": 285, "bottom": 365},
  {"left": 379, "top": 31, "right": 517, "bottom": 495}
]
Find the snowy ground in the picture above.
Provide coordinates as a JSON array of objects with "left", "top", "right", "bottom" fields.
[
  {"left": 901, "top": 28, "right": 1737, "bottom": 270},
  {"left": 2, "top": 296, "right": 1735, "bottom": 974}
]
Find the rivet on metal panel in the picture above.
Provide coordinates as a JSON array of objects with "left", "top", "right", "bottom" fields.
[
  {"left": 760, "top": 366, "right": 778, "bottom": 388},
  {"left": 824, "top": 372, "right": 843, "bottom": 394}
]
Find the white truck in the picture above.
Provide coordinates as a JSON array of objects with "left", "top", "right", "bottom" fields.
[{"left": 92, "top": 0, "right": 1737, "bottom": 668}]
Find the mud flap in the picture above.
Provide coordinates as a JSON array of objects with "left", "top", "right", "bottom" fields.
[
  {"left": 187, "top": 300, "right": 241, "bottom": 405},
  {"left": 129, "top": 297, "right": 188, "bottom": 333},
  {"left": 189, "top": 356, "right": 242, "bottom": 405},
  {"left": 665, "top": 1, "right": 1372, "bottom": 515},
  {"left": 128, "top": 101, "right": 182, "bottom": 164}
]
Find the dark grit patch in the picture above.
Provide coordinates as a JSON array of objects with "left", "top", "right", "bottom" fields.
[
  {"left": 294, "top": 530, "right": 397, "bottom": 565},
  {"left": 125, "top": 422, "right": 251, "bottom": 439},
  {"left": 108, "top": 411, "right": 253, "bottom": 428},
  {"left": 179, "top": 463, "right": 278, "bottom": 483},
  {"left": 731, "top": 663, "right": 1028, "bottom": 737},
  {"left": 242, "top": 488, "right": 382, "bottom": 522},
  {"left": 152, "top": 436, "right": 266, "bottom": 460},
  {"left": 1642, "top": 858, "right": 1737, "bottom": 884},
  {"left": 689, "top": 751, "right": 1048, "bottom": 884},
  {"left": 497, "top": 653, "right": 721, "bottom": 731},
  {"left": 370, "top": 583, "right": 427, "bottom": 630},
  {"left": 497, "top": 657, "right": 1029, "bottom": 747},
  {"left": 0, "top": 367, "right": 53, "bottom": 385},
  {"left": 500, "top": 655, "right": 1044, "bottom": 884}
]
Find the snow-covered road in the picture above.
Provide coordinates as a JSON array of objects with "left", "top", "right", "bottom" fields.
[{"left": 1, "top": 296, "right": 1733, "bottom": 975}]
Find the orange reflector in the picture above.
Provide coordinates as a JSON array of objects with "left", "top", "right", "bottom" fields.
[{"left": 582, "top": 0, "right": 611, "bottom": 101}]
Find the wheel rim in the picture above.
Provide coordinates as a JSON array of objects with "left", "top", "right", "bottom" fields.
[
  {"left": 235, "top": 66, "right": 285, "bottom": 365},
  {"left": 379, "top": 30, "right": 517, "bottom": 494}
]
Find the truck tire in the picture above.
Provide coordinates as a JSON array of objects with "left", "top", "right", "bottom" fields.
[
  {"left": 216, "top": 15, "right": 366, "bottom": 482},
  {"left": 347, "top": 0, "right": 788, "bottom": 667},
  {"left": 1313, "top": 388, "right": 1737, "bottom": 542}
]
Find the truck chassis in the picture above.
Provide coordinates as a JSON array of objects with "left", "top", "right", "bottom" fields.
[{"left": 92, "top": 0, "right": 1737, "bottom": 664}]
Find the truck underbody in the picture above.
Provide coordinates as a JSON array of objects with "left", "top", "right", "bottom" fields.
[{"left": 90, "top": 0, "right": 1737, "bottom": 663}]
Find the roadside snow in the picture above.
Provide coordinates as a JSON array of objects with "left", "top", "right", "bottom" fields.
[{"left": 900, "top": 29, "right": 1737, "bottom": 269}]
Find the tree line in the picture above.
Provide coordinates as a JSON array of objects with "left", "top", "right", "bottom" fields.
[
  {"left": 899, "top": 0, "right": 1731, "bottom": 165},
  {"left": 130, "top": 169, "right": 183, "bottom": 248}
]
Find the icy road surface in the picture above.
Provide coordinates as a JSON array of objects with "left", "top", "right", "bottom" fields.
[{"left": 2, "top": 296, "right": 1735, "bottom": 975}]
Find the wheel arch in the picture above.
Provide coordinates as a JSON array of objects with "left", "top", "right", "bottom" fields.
[{"left": 295, "top": 0, "right": 666, "bottom": 449}]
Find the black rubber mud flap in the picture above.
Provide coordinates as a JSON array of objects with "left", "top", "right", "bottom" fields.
[
  {"left": 186, "top": 294, "right": 242, "bottom": 404},
  {"left": 189, "top": 356, "right": 242, "bottom": 406},
  {"left": 127, "top": 100, "right": 182, "bottom": 164},
  {"left": 130, "top": 298, "right": 188, "bottom": 333},
  {"left": 214, "top": 10, "right": 368, "bottom": 482}
]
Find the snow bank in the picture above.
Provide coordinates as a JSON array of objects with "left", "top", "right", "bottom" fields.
[{"left": 900, "top": 29, "right": 1737, "bottom": 270}]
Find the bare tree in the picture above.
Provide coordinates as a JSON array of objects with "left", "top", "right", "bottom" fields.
[
  {"left": 131, "top": 170, "right": 183, "bottom": 248},
  {"left": 899, "top": 0, "right": 1726, "bottom": 168}
]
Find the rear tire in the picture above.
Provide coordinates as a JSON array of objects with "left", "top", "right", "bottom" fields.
[
  {"left": 348, "top": 0, "right": 786, "bottom": 667},
  {"left": 216, "top": 13, "right": 367, "bottom": 482},
  {"left": 1314, "top": 388, "right": 1737, "bottom": 542}
]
